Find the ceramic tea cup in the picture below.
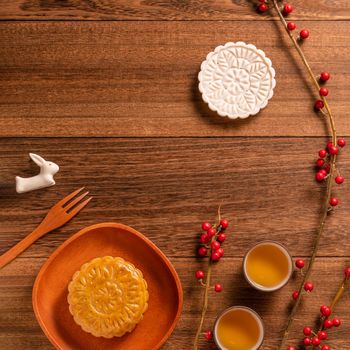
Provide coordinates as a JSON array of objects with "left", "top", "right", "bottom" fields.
[
  {"left": 243, "top": 241, "right": 293, "bottom": 292},
  {"left": 213, "top": 306, "right": 264, "bottom": 350}
]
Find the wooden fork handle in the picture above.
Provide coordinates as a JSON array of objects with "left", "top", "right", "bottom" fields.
[{"left": 0, "top": 227, "right": 46, "bottom": 269}]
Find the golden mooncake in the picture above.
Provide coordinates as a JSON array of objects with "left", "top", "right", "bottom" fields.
[{"left": 67, "top": 256, "right": 149, "bottom": 338}]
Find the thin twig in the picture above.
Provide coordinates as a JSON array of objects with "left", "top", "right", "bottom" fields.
[
  {"left": 193, "top": 207, "right": 224, "bottom": 349},
  {"left": 329, "top": 276, "right": 349, "bottom": 310},
  {"left": 270, "top": 1, "right": 336, "bottom": 139},
  {"left": 310, "top": 275, "right": 349, "bottom": 349},
  {"left": 193, "top": 259, "right": 212, "bottom": 350},
  {"left": 269, "top": 1, "right": 338, "bottom": 349},
  {"left": 318, "top": 275, "right": 349, "bottom": 332}
]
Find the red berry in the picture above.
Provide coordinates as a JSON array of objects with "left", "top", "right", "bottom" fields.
[
  {"left": 258, "top": 3, "right": 268, "bottom": 12},
  {"left": 300, "top": 29, "right": 310, "bottom": 39},
  {"left": 320, "top": 169, "right": 327, "bottom": 175},
  {"left": 295, "top": 259, "right": 305, "bottom": 269},
  {"left": 319, "top": 149, "right": 327, "bottom": 158},
  {"left": 316, "top": 158, "right": 325, "bottom": 167},
  {"left": 320, "top": 72, "right": 330, "bottom": 82},
  {"left": 195, "top": 270, "right": 205, "bottom": 280},
  {"left": 326, "top": 142, "right": 333, "bottom": 150},
  {"left": 314, "top": 100, "right": 325, "bottom": 110},
  {"left": 216, "top": 248, "right": 224, "bottom": 257},
  {"left": 201, "top": 222, "right": 211, "bottom": 231},
  {"left": 337, "top": 138, "right": 346, "bottom": 147},
  {"left": 312, "top": 337, "right": 321, "bottom": 346},
  {"left": 303, "top": 337, "right": 312, "bottom": 346},
  {"left": 329, "top": 198, "right": 338, "bottom": 206},
  {"left": 217, "top": 233, "right": 226, "bottom": 242},
  {"left": 335, "top": 176, "right": 344, "bottom": 184},
  {"left": 287, "top": 347, "right": 297, "bottom": 350},
  {"left": 220, "top": 219, "right": 229, "bottom": 229},
  {"left": 318, "top": 331, "right": 327, "bottom": 340},
  {"left": 345, "top": 267, "right": 350, "bottom": 277},
  {"left": 211, "top": 251, "right": 221, "bottom": 261},
  {"left": 316, "top": 171, "right": 326, "bottom": 182},
  {"left": 320, "top": 87, "right": 329, "bottom": 96},
  {"left": 292, "top": 291, "right": 299, "bottom": 300},
  {"left": 329, "top": 146, "right": 339, "bottom": 155},
  {"left": 320, "top": 305, "right": 332, "bottom": 317},
  {"left": 200, "top": 234, "right": 210, "bottom": 244},
  {"left": 258, "top": 0, "right": 266, "bottom": 2},
  {"left": 283, "top": 3, "right": 293, "bottom": 15},
  {"left": 303, "top": 326, "right": 312, "bottom": 336},
  {"left": 324, "top": 164, "right": 331, "bottom": 173},
  {"left": 204, "top": 330, "right": 213, "bottom": 341},
  {"left": 214, "top": 283, "right": 222, "bottom": 292},
  {"left": 304, "top": 282, "right": 314, "bottom": 292},
  {"left": 321, "top": 346, "right": 331, "bottom": 350},
  {"left": 287, "top": 22, "right": 296, "bottom": 31},
  {"left": 211, "top": 241, "right": 221, "bottom": 250},
  {"left": 198, "top": 247, "right": 207, "bottom": 257},
  {"left": 332, "top": 317, "right": 341, "bottom": 327},
  {"left": 207, "top": 227, "right": 216, "bottom": 237},
  {"left": 324, "top": 319, "right": 333, "bottom": 328}
]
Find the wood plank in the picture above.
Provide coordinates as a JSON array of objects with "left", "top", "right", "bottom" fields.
[
  {"left": 1, "top": 257, "right": 349, "bottom": 349},
  {"left": 0, "top": 0, "right": 349, "bottom": 21},
  {"left": 0, "top": 137, "right": 349, "bottom": 260},
  {"left": 0, "top": 21, "right": 349, "bottom": 137}
]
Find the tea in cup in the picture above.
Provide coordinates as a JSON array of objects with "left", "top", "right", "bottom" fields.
[
  {"left": 214, "top": 306, "right": 264, "bottom": 350},
  {"left": 243, "top": 241, "right": 293, "bottom": 291}
]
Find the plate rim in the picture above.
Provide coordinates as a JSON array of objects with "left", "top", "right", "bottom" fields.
[{"left": 32, "top": 222, "right": 183, "bottom": 350}]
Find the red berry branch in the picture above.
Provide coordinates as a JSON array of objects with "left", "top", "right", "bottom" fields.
[
  {"left": 193, "top": 208, "right": 229, "bottom": 350},
  {"left": 255, "top": 1, "right": 346, "bottom": 349},
  {"left": 287, "top": 267, "right": 350, "bottom": 350}
]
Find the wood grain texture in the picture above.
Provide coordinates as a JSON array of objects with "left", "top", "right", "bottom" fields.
[
  {"left": 0, "top": 0, "right": 349, "bottom": 21},
  {"left": 1, "top": 138, "right": 349, "bottom": 260},
  {"left": 0, "top": 21, "right": 349, "bottom": 137},
  {"left": 1, "top": 257, "right": 349, "bottom": 350},
  {"left": 1, "top": 1, "right": 350, "bottom": 348}
]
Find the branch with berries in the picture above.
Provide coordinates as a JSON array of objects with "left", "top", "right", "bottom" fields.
[
  {"left": 255, "top": 1, "right": 347, "bottom": 349},
  {"left": 193, "top": 210, "right": 229, "bottom": 350},
  {"left": 287, "top": 267, "right": 350, "bottom": 350}
]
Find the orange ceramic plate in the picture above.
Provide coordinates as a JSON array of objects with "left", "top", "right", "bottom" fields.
[{"left": 33, "top": 223, "right": 183, "bottom": 350}]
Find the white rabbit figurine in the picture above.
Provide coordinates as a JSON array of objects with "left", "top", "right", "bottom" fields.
[{"left": 16, "top": 153, "right": 60, "bottom": 194}]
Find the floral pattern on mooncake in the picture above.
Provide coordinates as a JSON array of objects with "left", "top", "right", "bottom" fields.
[{"left": 67, "top": 256, "right": 149, "bottom": 338}]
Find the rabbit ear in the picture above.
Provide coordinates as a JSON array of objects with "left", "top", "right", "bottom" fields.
[{"left": 29, "top": 153, "right": 46, "bottom": 167}]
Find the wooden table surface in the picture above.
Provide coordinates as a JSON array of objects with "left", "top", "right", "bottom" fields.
[{"left": 1, "top": 1, "right": 349, "bottom": 349}]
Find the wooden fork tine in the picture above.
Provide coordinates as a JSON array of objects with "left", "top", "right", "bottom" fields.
[
  {"left": 55, "top": 187, "right": 85, "bottom": 208},
  {"left": 66, "top": 197, "right": 93, "bottom": 219},
  {"left": 0, "top": 189, "right": 92, "bottom": 270},
  {"left": 64, "top": 191, "right": 89, "bottom": 212}
]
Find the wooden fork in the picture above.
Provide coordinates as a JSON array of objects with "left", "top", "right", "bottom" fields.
[{"left": 0, "top": 187, "right": 92, "bottom": 269}]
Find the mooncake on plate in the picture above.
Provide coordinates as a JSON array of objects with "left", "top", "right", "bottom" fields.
[{"left": 67, "top": 256, "right": 149, "bottom": 338}]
